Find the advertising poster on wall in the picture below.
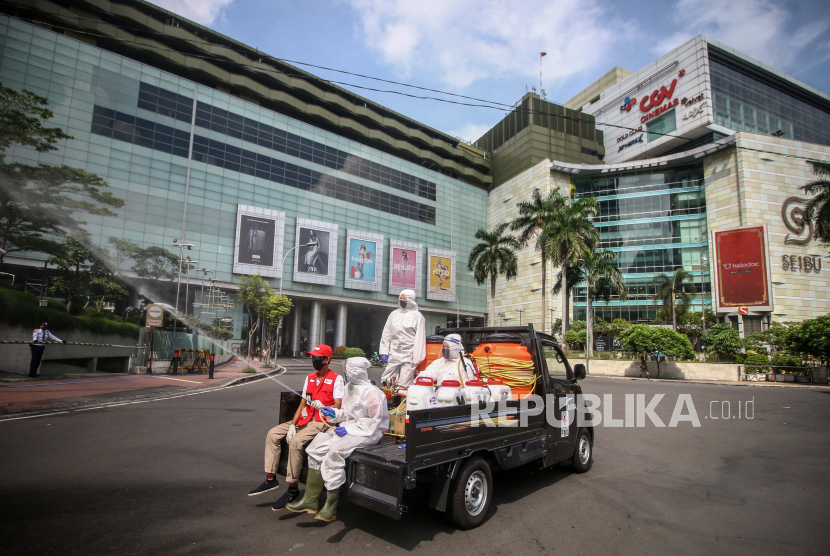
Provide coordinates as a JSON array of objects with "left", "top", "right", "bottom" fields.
[
  {"left": 712, "top": 225, "right": 773, "bottom": 312},
  {"left": 233, "top": 205, "right": 285, "bottom": 279},
  {"left": 426, "top": 248, "right": 457, "bottom": 302},
  {"left": 293, "top": 218, "right": 338, "bottom": 286},
  {"left": 297, "top": 228, "right": 330, "bottom": 275},
  {"left": 391, "top": 248, "right": 417, "bottom": 289},
  {"left": 429, "top": 255, "right": 452, "bottom": 293},
  {"left": 344, "top": 230, "right": 384, "bottom": 292},
  {"left": 388, "top": 240, "right": 422, "bottom": 297}
]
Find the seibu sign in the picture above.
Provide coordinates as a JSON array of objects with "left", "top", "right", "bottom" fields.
[
  {"left": 713, "top": 226, "right": 773, "bottom": 312},
  {"left": 639, "top": 79, "right": 679, "bottom": 124}
]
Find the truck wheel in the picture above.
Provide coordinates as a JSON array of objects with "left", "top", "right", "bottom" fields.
[
  {"left": 572, "top": 429, "right": 593, "bottom": 473},
  {"left": 448, "top": 456, "right": 493, "bottom": 529}
]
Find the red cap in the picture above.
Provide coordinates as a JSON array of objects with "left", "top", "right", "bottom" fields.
[
  {"left": 440, "top": 380, "right": 461, "bottom": 387},
  {"left": 415, "top": 377, "right": 434, "bottom": 386},
  {"left": 307, "top": 344, "right": 333, "bottom": 358},
  {"left": 466, "top": 380, "right": 484, "bottom": 387}
]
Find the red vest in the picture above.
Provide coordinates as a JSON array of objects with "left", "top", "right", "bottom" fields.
[{"left": 297, "top": 369, "right": 339, "bottom": 426}]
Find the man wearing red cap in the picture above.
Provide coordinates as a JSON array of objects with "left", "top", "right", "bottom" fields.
[{"left": 249, "top": 344, "right": 343, "bottom": 511}]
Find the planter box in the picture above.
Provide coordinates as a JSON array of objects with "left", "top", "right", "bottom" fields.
[
  {"left": 795, "top": 375, "right": 811, "bottom": 383},
  {"left": 767, "top": 373, "right": 777, "bottom": 381},
  {"left": 746, "top": 373, "right": 766, "bottom": 381},
  {"left": 776, "top": 374, "right": 795, "bottom": 382}
]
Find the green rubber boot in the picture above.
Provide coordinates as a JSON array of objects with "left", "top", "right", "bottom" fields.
[
  {"left": 286, "top": 468, "right": 324, "bottom": 514},
  {"left": 315, "top": 488, "right": 339, "bottom": 522}
]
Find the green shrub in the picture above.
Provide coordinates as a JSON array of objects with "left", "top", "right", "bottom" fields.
[
  {"left": 770, "top": 354, "right": 802, "bottom": 371},
  {"left": 619, "top": 325, "right": 696, "bottom": 361},
  {"left": 0, "top": 287, "right": 140, "bottom": 338},
  {"left": 703, "top": 324, "right": 742, "bottom": 356},
  {"left": 342, "top": 347, "right": 366, "bottom": 358},
  {"left": 563, "top": 327, "right": 586, "bottom": 348},
  {"left": 744, "top": 353, "right": 770, "bottom": 371},
  {"left": 333, "top": 345, "right": 348, "bottom": 357}
]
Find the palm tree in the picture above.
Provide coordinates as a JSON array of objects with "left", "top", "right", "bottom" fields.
[
  {"left": 577, "top": 250, "right": 627, "bottom": 358},
  {"left": 802, "top": 161, "right": 830, "bottom": 245},
  {"left": 652, "top": 269, "right": 697, "bottom": 330},
  {"left": 468, "top": 223, "right": 520, "bottom": 326},
  {"left": 511, "top": 189, "right": 559, "bottom": 332},
  {"left": 542, "top": 193, "right": 599, "bottom": 333}
]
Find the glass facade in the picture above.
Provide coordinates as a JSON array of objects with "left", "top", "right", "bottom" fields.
[
  {"left": 0, "top": 17, "right": 488, "bottom": 342},
  {"left": 710, "top": 55, "right": 830, "bottom": 146},
  {"left": 572, "top": 164, "right": 711, "bottom": 323},
  {"left": 646, "top": 109, "right": 677, "bottom": 143}
]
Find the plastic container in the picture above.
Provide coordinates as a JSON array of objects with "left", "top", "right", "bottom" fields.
[
  {"left": 406, "top": 376, "right": 437, "bottom": 412},
  {"left": 416, "top": 335, "right": 445, "bottom": 374},
  {"left": 436, "top": 379, "right": 464, "bottom": 406},
  {"left": 483, "top": 377, "right": 512, "bottom": 402},
  {"left": 472, "top": 341, "right": 535, "bottom": 400},
  {"left": 463, "top": 380, "right": 491, "bottom": 405}
]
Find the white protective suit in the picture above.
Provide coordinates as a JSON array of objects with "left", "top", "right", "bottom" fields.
[
  {"left": 306, "top": 357, "right": 389, "bottom": 491},
  {"left": 379, "top": 289, "right": 426, "bottom": 387},
  {"left": 418, "top": 333, "right": 477, "bottom": 386}
]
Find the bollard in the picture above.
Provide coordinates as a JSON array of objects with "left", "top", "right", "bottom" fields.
[
  {"left": 209, "top": 353, "right": 215, "bottom": 379},
  {"left": 172, "top": 350, "right": 179, "bottom": 375}
]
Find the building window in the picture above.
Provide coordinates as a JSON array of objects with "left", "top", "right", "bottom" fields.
[{"left": 647, "top": 110, "right": 677, "bottom": 142}]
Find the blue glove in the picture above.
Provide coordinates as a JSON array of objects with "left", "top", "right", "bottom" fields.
[
  {"left": 334, "top": 427, "right": 348, "bottom": 437},
  {"left": 380, "top": 354, "right": 388, "bottom": 364},
  {"left": 320, "top": 407, "right": 336, "bottom": 418}
]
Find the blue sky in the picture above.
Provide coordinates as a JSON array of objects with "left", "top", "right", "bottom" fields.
[{"left": 152, "top": 0, "right": 830, "bottom": 143}]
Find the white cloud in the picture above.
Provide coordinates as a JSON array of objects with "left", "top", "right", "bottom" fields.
[
  {"left": 446, "top": 122, "right": 493, "bottom": 144},
  {"left": 347, "top": 0, "right": 634, "bottom": 89},
  {"left": 653, "top": 0, "right": 829, "bottom": 71},
  {"left": 147, "top": 0, "right": 235, "bottom": 26}
]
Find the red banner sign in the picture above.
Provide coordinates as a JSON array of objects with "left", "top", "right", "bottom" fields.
[{"left": 714, "top": 226, "right": 770, "bottom": 308}]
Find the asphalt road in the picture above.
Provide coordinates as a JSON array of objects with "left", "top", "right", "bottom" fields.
[{"left": 1, "top": 367, "right": 829, "bottom": 555}]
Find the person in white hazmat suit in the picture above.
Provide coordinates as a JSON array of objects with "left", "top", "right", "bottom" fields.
[
  {"left": 287, "top": 357, "right": 388, "bottom": 522},
  {"left": 379, "top": 289, "right": 426, "bottom": 387},
  {"left": 418, "top": 333, "right": 477, "bottom": 386}
]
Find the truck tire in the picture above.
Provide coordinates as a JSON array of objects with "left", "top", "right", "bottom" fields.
[
  {"left": 572, "top": 428, "right": 593, "bottom": 473},
  {"left": 448, "top": 456, "right": 493, "bottom": 529}
]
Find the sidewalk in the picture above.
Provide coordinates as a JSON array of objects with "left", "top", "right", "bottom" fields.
[
  {"left": 0, "top": 355, "right": 280, "bottom": 416},
  {"left": 586, "top": 374, "right": 830, "bottom": 389}
]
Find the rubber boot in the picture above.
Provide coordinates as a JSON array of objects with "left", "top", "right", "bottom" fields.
[
  {"left": 315, "top": 488, "right": 339, "bottom": 522},
  {"left": 286, "top": 468, "right": 324, "bottom": 514}
]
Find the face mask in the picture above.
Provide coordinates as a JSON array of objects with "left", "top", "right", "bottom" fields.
[
  {"left": 399, "top": 299, "right": 407, "bottom": 309},
  {"left": 312, "top": 356, "right": 327, "bottom": 371},
  {"left": 442, "top": 347, "right": 451, "bottom": 359}
]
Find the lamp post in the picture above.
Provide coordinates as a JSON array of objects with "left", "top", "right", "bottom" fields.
[
  {"left": 517, "top": 308, "right": 525, "bottom": 325},
  {"left": 171, "top": 239, "right": 193, "bottom": 333},
  {"left": 465, "top": 317, "right": 474, "bottom": 327},
  {"left": 496, "top": 312, "right": 505, "bottom": 326},
  {"left": 274, "top": 242, "right": 315, "bottom": 365},
  {"left": 182, "top": 257, "right": 198, "bottom": 321},
  {"left": 699, "top": 255, "right": 708, "bottom": 335},
  {"left": 197, "top": 268, "right": 212, "bottom": 320},
  {"left": 548, "top": 306, "right": 556, "bottom": 336},
  {"left": 578, "top": 257, "right": 591, "bottom": 377},
  {"left": 446, "top": 290, "right": 461, "bottom": 329}
]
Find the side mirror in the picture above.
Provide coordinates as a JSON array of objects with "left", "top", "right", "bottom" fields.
[{"left": 573, "top": 363, "right": 586, "bottom": 380}]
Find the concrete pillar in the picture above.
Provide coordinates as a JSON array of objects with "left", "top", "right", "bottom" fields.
[
  {"left": 334, "top": 303, "right": 347, "bottom": 348},
  {"left": 319, "top": 305, "right": 327, "bottom": 346},
  {"left": 289, "top": 303, "right": 302, "bottom": 356},
  {"left": 308, "top": 301, "right": 322, "bottom": 350}
]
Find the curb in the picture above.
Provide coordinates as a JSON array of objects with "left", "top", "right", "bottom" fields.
[
  {"left": 586, "top": 374, "right": 830, "bottom": 389},
  {"left": 0, "top": 366, "right": 286, "bottom": 419}
]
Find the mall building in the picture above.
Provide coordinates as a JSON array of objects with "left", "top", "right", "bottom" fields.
[
  {"left": 481, "top": 36, "right": 830, "bottom": 337},
  {"left": 0, "top": 1, "right": 827, "bottom": 351}
]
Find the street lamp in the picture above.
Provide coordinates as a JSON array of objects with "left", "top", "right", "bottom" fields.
[
  {"left": 465, "top": 317, "right": 474, "bottom": 327},
  {"left": 496, "top": 312, "right": 505, "bottom": 326},
  {"left": 517, "top": 308, "right": 525, "bottom": 325},
  {"left": 171, "top": 239, "right": 194, "bottom": 333},
  {"left": 445, "top": 290, "right": 461, "bottom": 329},
  {"left": 548, "top": 306, "right": 557, "bottom": 336},
  {"left": 578, "top": 257, "right": 590, "bottom": 377},
  {"left": 274, "top": 242, "right": 315, "bottom": 365},
  {"left": 182, "top": 257, "right": 198, "bottom": 319},
  {"left": 197, "top": 268, "right": 212, "bottom": 320},
  {"left": 692, "top": 255, "right": 709, "bottom": 335}
]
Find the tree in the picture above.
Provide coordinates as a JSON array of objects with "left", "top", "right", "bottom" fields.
[
  {"left": 261, "top": 292, "right": 293, "bottom": 361},
  {"left": 787, "top": 315, "right": 830, "bottom": 366},
  {"left": 676, "top": 309, "right": 717, "bottom": 339},
  {"left": 703, "top": 323, "right": 742, "bottom": 357},
  {"left": 541, "top": 192, "right": 599, "bottom": 333},
  {"left": 468, "top": 223, "right": 520, "bottom": 325},
  {"left": 652, "top": 269, "right": 697, "bottom": 330},
  {"left": 132, "top": 246, "right": 179, "bottom": 280},
  {"left": 619, "top": 325, "right": 695, "bottom": 373},
  {"left": 606, "top": 318, "right": 632, "bottom": 342},
  {"left": 90, "top": 276, "right": 128, "bottom": 311},
  {"left": 510, "top": 189, "right": 559, "bottom": 332},
  {"left": 801, "top": 161, "right": 830, "bottom": 245},
  {"left": 238, "top": 274, "right": 272, "bottom": 358},
  {"left": 107, "top": 237, "right": 141, "bottom": 275},
  {"left": 576, "top": 249, "right": 627, "bottom": 358},
  {"left": 0, "top": 84, "right": 123, "bottom": 267},
  {"left": 563, "top": 320, "right": 587, "bottom": 349},
  {"left": 48, "top": 237, "right": 106, "bottom": 312}
]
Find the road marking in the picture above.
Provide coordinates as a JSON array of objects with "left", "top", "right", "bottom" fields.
[
  {"left": 153, "top": 376, "right": 202, "bottom": 384},
  {"left": 0, "top": 368, "right": 286, "bottom": 422}
]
